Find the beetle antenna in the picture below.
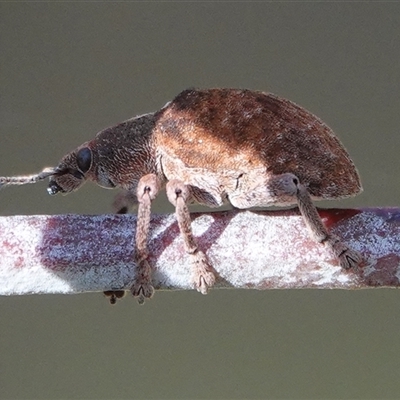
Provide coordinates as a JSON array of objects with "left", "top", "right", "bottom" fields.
[{"left": 0, "top": 167, "right": 56, "bottom": 189}]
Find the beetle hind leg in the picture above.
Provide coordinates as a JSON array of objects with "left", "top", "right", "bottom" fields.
[
  {"left": 320, "top": 234, "right": 361, "bottom": 270},
  {"left": 166, "top": 179, "right": 216, "bottom": 294},
  {"left": 286, "top": 174, "right": 362, "bottom": 270},
  {"left": 230, "top": 172, "right": 362, "bottom": 270}
]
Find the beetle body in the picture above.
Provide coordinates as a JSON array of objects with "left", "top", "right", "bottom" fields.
[{"left": 0, "top": 88, "right": 363, "bottom": 303}]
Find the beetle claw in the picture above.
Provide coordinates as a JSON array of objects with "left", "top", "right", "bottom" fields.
[{"left": 192, "top": 251, "right": 216, "bottom": 295}]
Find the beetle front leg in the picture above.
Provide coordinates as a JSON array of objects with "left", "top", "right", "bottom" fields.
[
  {"left": 132, "top": 174, "right": 160, "bottom": 304},
  {"left": 294, "top": 179, "right": 362, "bottom": 270},
  {"left": 166, "top": 179, "right": 216, "bottom": 294},
  {"left": 103, "top": 190, "right": 137, "bottom": 304},
  {"left": 112, "top": 190, "right": 138, "bottom": 215}
]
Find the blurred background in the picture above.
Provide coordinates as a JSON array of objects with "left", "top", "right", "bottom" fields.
[{"left": 1, "top": 3, "right": 399, "bottom": 399}]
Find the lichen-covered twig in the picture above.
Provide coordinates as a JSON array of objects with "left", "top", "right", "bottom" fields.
[{"left": 0, "top": 208, "right": 399, "bottom": 296}]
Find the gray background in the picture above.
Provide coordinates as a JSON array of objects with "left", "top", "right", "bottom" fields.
[{"left": 1, "top": 3, "right": 399, "bottom": 399}]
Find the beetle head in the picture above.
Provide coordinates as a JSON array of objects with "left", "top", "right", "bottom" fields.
[
  {"left": 48, "top": 140, "right": 127, "bottom": 195},
  {"left": 0, "top": 114, "right": 157, "bottom": 196},
  {"left": 48, "top": 145, "right": 94, "bottom": 195}
]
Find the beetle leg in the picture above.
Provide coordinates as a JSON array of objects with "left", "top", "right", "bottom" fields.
[
  {"left": 131, "top": 174, "right": 160, "bottom": 304},
  {"left": 166, "top": 179, "right": 216, "bottom": 294},
  {"left": 112, "top": 189, "right": 138, "bottom": 215},
  {"left": 294, "top": 179, "right": 362, "bottom": 270},
  {"left": 103, "top": 290, "right": 126, "bottom": 305},
  {"left": 228, "top": 172, "right": 362, "bottom": 270},
  {"left": 103, "top": 190, "right": 138, "bottom": 304}
]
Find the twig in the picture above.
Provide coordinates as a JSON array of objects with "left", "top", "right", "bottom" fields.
[{"left": 0, "top": 208, "right": 399, "bottom": 296}]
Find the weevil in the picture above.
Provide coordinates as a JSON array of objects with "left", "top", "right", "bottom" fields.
[{"left": 0, "top": 88, "right": 363, "bottom": 303}]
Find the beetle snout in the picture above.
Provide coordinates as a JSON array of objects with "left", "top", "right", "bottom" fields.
[
  {"left": 46, "top": 146, "right": 93, "bottom": 196},
  {"left": 47, "top": 180, "right": 64, "bottom": 195},
  {"left": 46, "top": 167, "right": 87, "bottom": 196}
]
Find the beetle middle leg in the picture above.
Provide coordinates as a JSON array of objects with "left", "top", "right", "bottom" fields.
[
  {"left": 131, "top": 173, "right": 161, "bottom": 304},
  {"left": 166, "top": 179, "right": 216, "bottom": 294}
]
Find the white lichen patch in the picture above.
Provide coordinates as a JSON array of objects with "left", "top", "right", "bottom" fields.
[{"left": 339, "top": 212, "right": 399, "bottom": 257}]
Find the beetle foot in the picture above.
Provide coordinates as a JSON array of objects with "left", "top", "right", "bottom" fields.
[
  {"left": 131, "top": 281, "right": 154, "bottom": 305},
  {"left": 103, "top": 290, "right": 126, "bottom": 305},
  {"left": 191, "top": 250, "right": 216, "bottom": 294},
  {"left": 130, "top": 259, "right": 154, "bottom": 304},
  {"left": 338, "top": 248, "right": 363, "bottom": 270},
  {"left": 327, "top": 237, "right": 363, "bottom": 270}
]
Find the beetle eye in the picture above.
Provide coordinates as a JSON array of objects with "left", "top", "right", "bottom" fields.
[{"left": 76, "top": 147, "right": 92, "bottom": 173}]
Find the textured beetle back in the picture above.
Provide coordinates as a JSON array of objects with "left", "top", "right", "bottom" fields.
[{"left": 154, "top": 88, "right": 362, "bottom": 200}]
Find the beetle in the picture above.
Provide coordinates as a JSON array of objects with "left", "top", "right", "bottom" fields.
[{"left": 0, "top": 88, "right": 363, "bottom": 303}]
